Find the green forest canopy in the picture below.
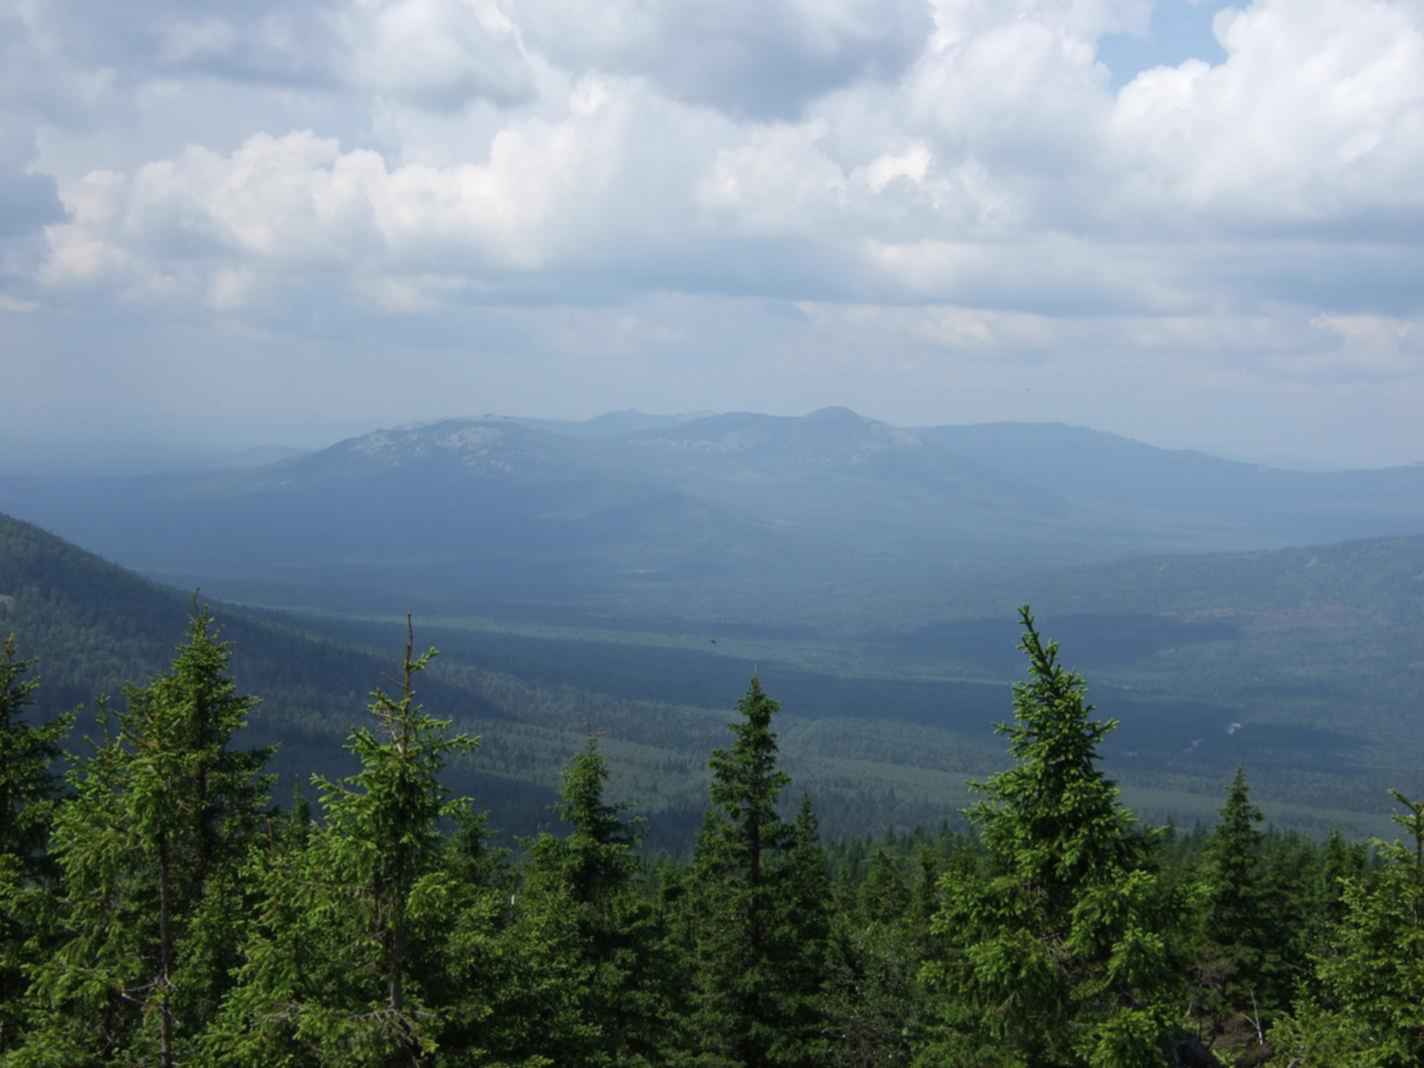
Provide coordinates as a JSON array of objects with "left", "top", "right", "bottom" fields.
[{"left": 2, "top": 606, "right": 1422, "bottom": 1067}]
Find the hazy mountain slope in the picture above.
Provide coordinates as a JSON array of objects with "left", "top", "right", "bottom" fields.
[
  {"left": 957, "top": 532, "right": 1424, "bottom": 621},
  {"left": 6, "top": 409, "right": 1424, "bottom": 630},
  {"left": 4, "top": 510, "right": 1418, "bottom": 836},
  {"left": 0, "top": 512, "right": 999, "bottom": 839},
  {"left": 879, "top": 534, "right": 1424, "bottom": 807},
  {"left": 607, "top": 407, "right": 1070, "bottom": 531},
  {"left": 0, "top": 511, "right": 515, "bottom": 780},
  {"left": 0, "top": 509, "right": 498, "bottom": 720},
  {"left": 0, "top": 419, "right": 795, "bottom": 599},
  {"left": 923, "top": 421, "right": 1424, "bottom": 544},
  {"left": 516, "top": 410, "right": 712, "bottom": 438}
]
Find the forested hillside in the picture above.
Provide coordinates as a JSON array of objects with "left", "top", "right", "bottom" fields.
[
  {"left": 3, "top": 604, "right": 1420, "bottom": 1066},
  {"left": 0, "top": 513, "right": 576, "bottom": 832},
  {"left": 4, "top": 511, "right": 1420, "bottom": 840},
  {"left": 0, "top": 512, "right": 994, "bottom": 842}
]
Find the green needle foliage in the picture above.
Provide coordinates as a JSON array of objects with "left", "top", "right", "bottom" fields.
[
  {"left": 0, "top": 636, "right": 72, "bottom": 1053},
  {"left": 519, "top": 738, "right": 671, "bottom": 1066},
  {"left": 8, "top": 607, "right": 269, "bottom": 1067},
  {"left": 689, "top": 676, "right": 830, "bottom": 1068},
  {"left": 1268, "top": 791, "right": 1424, "bottom": 1067},
  {"left": 208, "top": 616, "right": 478, "bottom": 1067},
  {"left": 920, "top": 606, "right": 1187, "bottom": 1068},
  {"left": 9, "top": 600, "right": 1424, "bottom": 1068},
  {"left": 1193, "top": 767, "right": 1303, "bottom": 1051}
]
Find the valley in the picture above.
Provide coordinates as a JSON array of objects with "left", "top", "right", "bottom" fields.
[{"left": 4, "top": 408, "right": 1422, "bottom": 842}]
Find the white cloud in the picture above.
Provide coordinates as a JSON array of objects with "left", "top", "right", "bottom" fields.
[
  {"left": 334, "top": 0, "right": 536, "bottom": 106},
  {"left": 1111, "top": 0, "right": 1424, "bottom": 233},
  {"left": 5, "top": 0, "right": 1424, "bottom": 462}
]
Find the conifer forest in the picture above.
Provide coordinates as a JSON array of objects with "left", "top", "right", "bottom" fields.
[
  {"left": 3, "top": 606, "right": 1421, "bottom": 1068},
  {"left": 7, "top": 0, "right": 1424, "bottom": 1064}
]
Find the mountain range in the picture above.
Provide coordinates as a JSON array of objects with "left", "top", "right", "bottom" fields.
[{"left": 5, "top": 408, "right": 1424, "bottom": 630}]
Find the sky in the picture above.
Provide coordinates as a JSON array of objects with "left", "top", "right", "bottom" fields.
[{"left": 2, "top": 0, "right": 1423, "bottom": 468}]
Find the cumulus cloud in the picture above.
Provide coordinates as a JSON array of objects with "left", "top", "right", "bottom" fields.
[
  {"left": 1110, "top": 0, "right": 1424, "bottom": 235},
  {"left": 4, "top": 0, "right": 1424, "bottom": 463}
]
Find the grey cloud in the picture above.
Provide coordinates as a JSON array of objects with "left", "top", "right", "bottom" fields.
[
  {"left": 518, "top": 0, "right": 933, "bottom": 118},
  {"left": 17, "top": 1, "right": 535, "bottom": 110},
  {"left": 6, "top": 0, "right": 1424, "bottom": 468},
  {"left": 0, "top": 170, "right": 64, "bottom": 237}
]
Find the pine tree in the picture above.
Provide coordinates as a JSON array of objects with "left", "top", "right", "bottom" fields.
[
  {"left": 689, "top": 677, "right": 830, "bottom": 1067},
  {"left": 0, "top": 637, "right": 72, "bottom": 1052},
  {"left": 919, "top": 607, "right": 1188, "bottom": 1068},
  {"left": 9, "top": 608, "right": 269, "bottom": 1067}
]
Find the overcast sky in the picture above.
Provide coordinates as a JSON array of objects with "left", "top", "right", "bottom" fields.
[{"left": 2, "top": 0, "right": 1422, "bottom": 467}]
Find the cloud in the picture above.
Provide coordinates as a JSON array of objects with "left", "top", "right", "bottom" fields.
[
  {"left": 1110, "top": 0, "right": 1424, "bottom": 236},
  {"left": 515, "top": 0, "right": 933, "bottom": 118},
  {"left": 0, "top": 168, "right": 63, "bottom": 238},
  {"left": 4, "top": 0, "right": 1424, "bottom": 463},
  {"left": 31, "top": 0, "right": 1424, "bottom": 314},
  {"left": 13, "top": 0, "right": 538, "bottom": 108}
]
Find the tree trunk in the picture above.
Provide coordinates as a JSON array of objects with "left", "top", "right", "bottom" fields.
[{"left": 157, "top": 835, "right": 175, "bottom": 1068}]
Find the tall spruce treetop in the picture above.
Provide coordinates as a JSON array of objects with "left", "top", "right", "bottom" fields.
[
  {"left": 125, "top": 608, "right": 271, "bottom": 886},
  {"left": 311, "top": 616, "right": 478, "bottom": 1061},
  {"left": 1268, "top": 790, "right": 1424, "bottom": 1066},
  {"left": 691, "top": 676, "right": 828, "bottom": 1068},
  {"left": 545, "top": 738, "right": 637, "bottom": 907},
  {"left": 705, "top": 675, "right": 793, "bottom": 874},
  {"left": 1207, "top": 769, "right": 1265, "bottom": 925},
  {"left": 1204, "top": 767, "right": 1267, "bottom": 954},
  {"left": 921, "top": 607, "right": 1185, "bottom": 1068},
  {"left": 1199, "top": 766, "right": 1284, "bottom": 1027},
  {"left": 976, "top": 607, "right": 1138, "bottom": 914},
  {"left": 207, "top": 616, "right": 479, "bottom": 1068},
  {"left": 513, "top": 739, "right": 671, "bottom": 1067}
]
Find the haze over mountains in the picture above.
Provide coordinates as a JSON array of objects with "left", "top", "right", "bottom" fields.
[
  {"left": 4, "top": 408, "right": 1424, "bottom": 833},
  {"left": 5, "top": 408, "right": 1424, "bottom": 630}
]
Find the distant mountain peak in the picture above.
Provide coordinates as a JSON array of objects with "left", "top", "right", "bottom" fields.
[{"left": 804, "top": 405, "right": 865, "bottom": 422}]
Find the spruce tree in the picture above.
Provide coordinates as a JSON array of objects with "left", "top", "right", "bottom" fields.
[
  {"left": 689, "top": 677, "right": 830, "bottom": 1067},
  {"left": 777, "top": 796, "right": 832, "bottom": 1067},
  {"left": 511, "top": 739, "right": 671, "bottom": 1066},
  {"left": 9, "top": 608, "right": 269, "bottom": 1067},
  {"left": 1267, "top": 791, "right": 1424, "bottom": 1067},
  {"left": 1197, "top": 769, "right": 1273, "bottom": 1036},
  {"left": 0, "top": 637, "right": 72, "bottom": 1053},
  {"left": 919, "top": 607, "right": 1187, "bottom": 1068},
  {"left": 206, "top": 617, "right": 479, "bottom": 1067}
]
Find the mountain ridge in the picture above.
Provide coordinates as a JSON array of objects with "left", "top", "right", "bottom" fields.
[{"left": 6, "top": 407, "right": 1424, "bottom": 630}]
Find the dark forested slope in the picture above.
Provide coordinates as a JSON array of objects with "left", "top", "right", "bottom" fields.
[
  {"left": 0, "top": 512, "right": 552, "bottom": 818},
  {"left": 5, "top": 508, "right": 1422, "bottom": 839},
  {"left": 0, "top": 511, "right": 489, "bottom": 724}
]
